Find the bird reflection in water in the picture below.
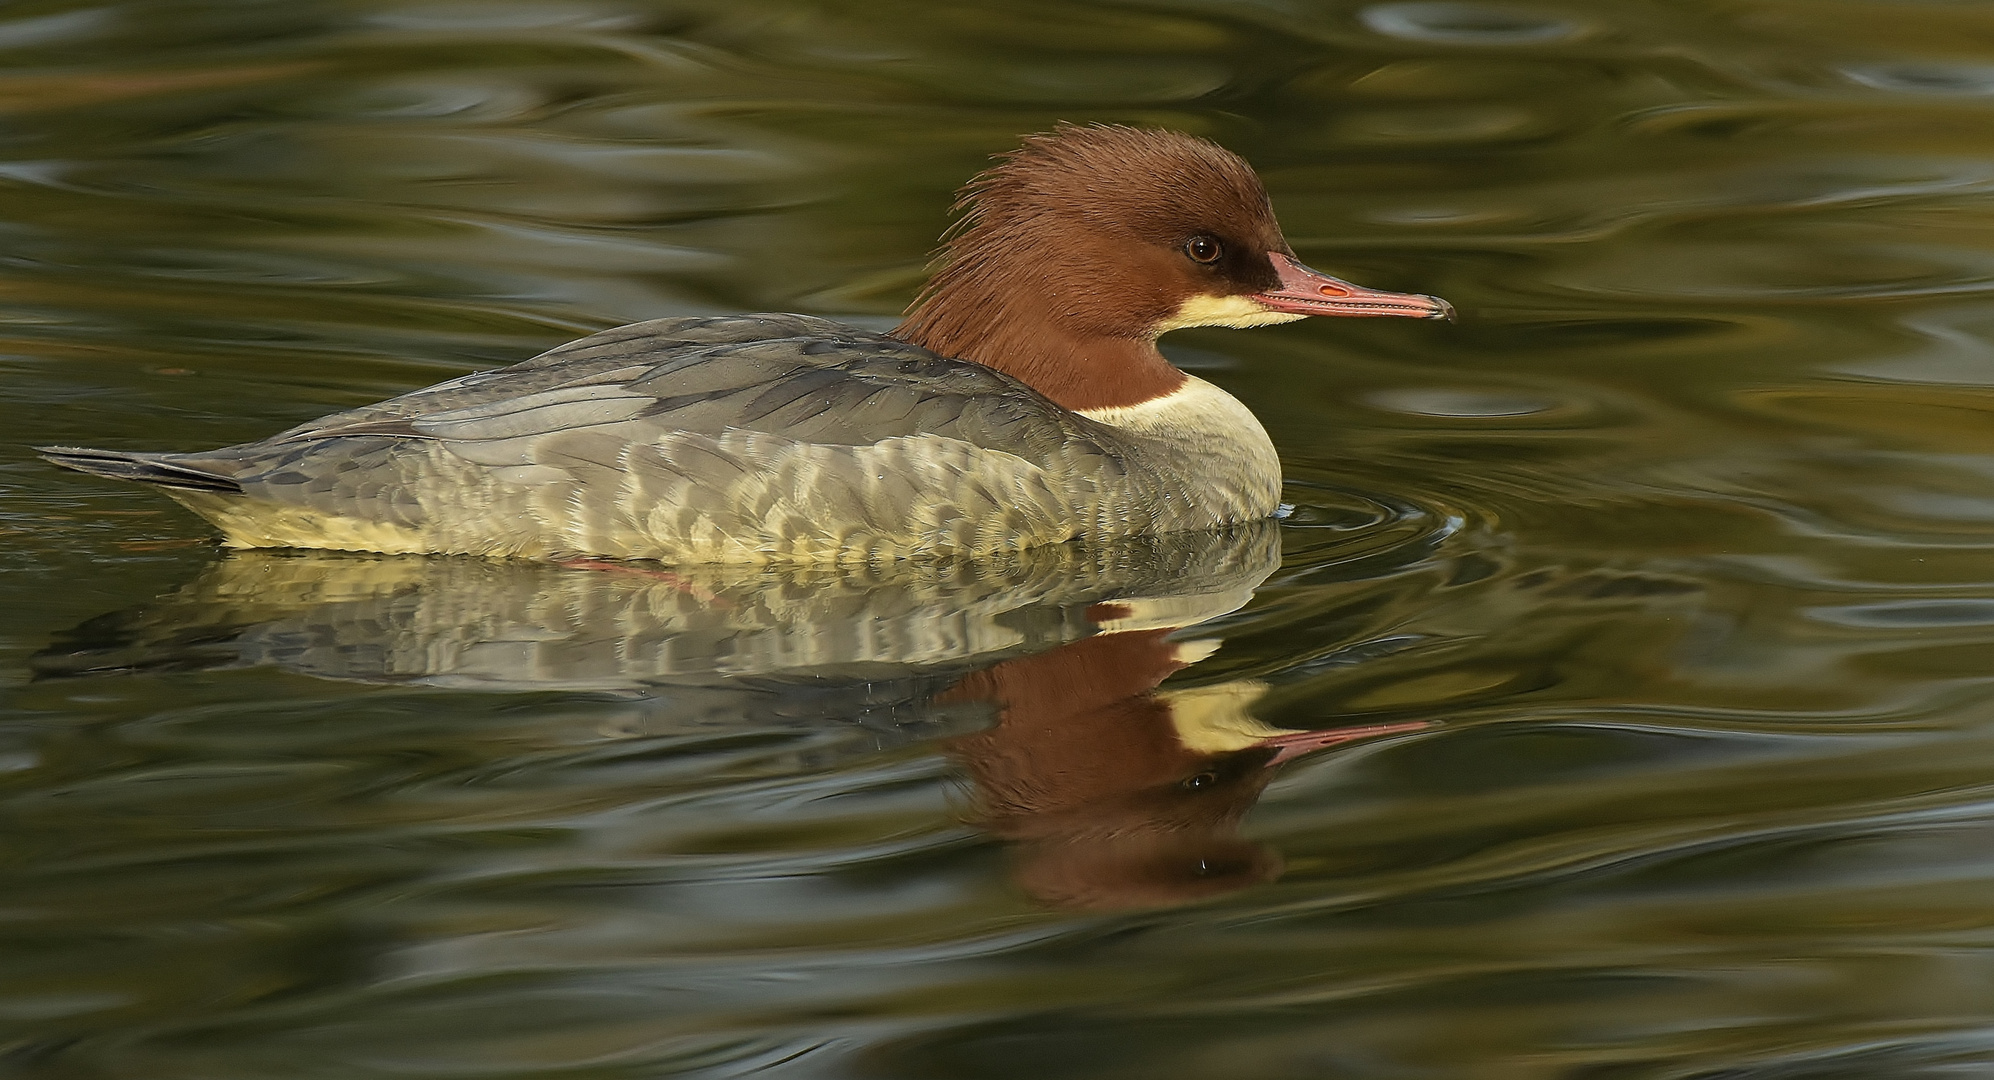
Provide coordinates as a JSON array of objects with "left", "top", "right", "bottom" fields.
[
  {"left": 939, "top": 622, "right": 1425, "bottom": 909},
  {"left": 36, "top": 521, "right": 1426, "bottom": 910}
]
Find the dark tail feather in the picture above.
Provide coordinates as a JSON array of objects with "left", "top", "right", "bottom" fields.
[{"left": 37, "top": 446, "right": 243, "bottom": 494}]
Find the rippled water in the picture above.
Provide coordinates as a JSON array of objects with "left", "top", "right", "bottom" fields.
[{"left": 7, "top": 1, "right": 1994, "bottom": 1076}]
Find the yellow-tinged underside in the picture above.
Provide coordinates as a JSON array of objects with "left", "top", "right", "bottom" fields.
[
  {"left": 165, "top": 429, "right": 1097, "bottom": 565},
  {"left": 173, "top": 491, "right": 443, "bottom": 556},
  {"left": 172, "top": 485, "right": 1087, "bottom": 565}
]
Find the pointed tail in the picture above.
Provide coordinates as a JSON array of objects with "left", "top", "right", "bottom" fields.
[{"left": 38, "top": 446, "right": 243, "bottom": 494}]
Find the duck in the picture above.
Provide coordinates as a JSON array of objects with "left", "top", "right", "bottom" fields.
[{"left": 40, "top": 124, "right": 1453, "bottom": 564}]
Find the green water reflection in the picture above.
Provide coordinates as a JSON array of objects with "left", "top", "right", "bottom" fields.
[{"left": 7, "top": 0, "right": 1994, "bottom": 1077}]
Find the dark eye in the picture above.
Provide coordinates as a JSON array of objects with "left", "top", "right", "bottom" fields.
[
  {"left": 1182, "top": 771, "right": 1219, "bottom": 791},
  {"left": 1185, "top": 235, "right": 1222, "bottom": 264}
]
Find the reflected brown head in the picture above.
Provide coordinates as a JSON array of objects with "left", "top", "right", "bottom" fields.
[{"left": 939, "top": 628, "right": 1287, "bottom": 910}]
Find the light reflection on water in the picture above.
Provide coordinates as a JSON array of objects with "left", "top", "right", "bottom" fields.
[{"left": 7, "top": 0, "right": 1994, "bottom": 1077}]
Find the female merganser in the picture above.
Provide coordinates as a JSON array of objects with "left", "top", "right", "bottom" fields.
[{"left": 41, "top": 125, "right": 1453, "bottom": 563}]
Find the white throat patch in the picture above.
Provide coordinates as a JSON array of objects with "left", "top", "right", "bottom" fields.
[
  {"left": 1163, "top": 680, "right": 1287, "bottom": 754},
  {"left": 1154, "top": 293, "right": 1306, "bottom": 333}
]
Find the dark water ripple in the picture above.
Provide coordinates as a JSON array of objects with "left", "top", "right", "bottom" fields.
[{"left": 7, "top": 0, "right": 1994, "bottom": 1077}]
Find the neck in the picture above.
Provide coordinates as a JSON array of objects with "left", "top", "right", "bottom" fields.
[{"left": 892, "top": 294, "right": 1186, "bottom": 412}]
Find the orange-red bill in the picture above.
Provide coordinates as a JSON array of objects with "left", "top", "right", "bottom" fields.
[
  {"left": 1253, "top": 252, "right": 1455, "bottom": 321},
  {"left": 1259, "top": 719, "right": 1434, "bottom": 767}
]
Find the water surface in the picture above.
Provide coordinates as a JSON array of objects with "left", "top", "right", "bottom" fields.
[{"left": 7, "top": 1, "right": 1994, "bottom": 1077}]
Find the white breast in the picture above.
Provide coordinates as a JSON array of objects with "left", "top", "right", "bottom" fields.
[{"left": 1078, "top": 376, "right": 1283, "bottom": 524}]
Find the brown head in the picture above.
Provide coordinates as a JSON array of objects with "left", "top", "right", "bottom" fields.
[{"left": 892, "top": 124, "right": 1453, "bottom": 412}]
